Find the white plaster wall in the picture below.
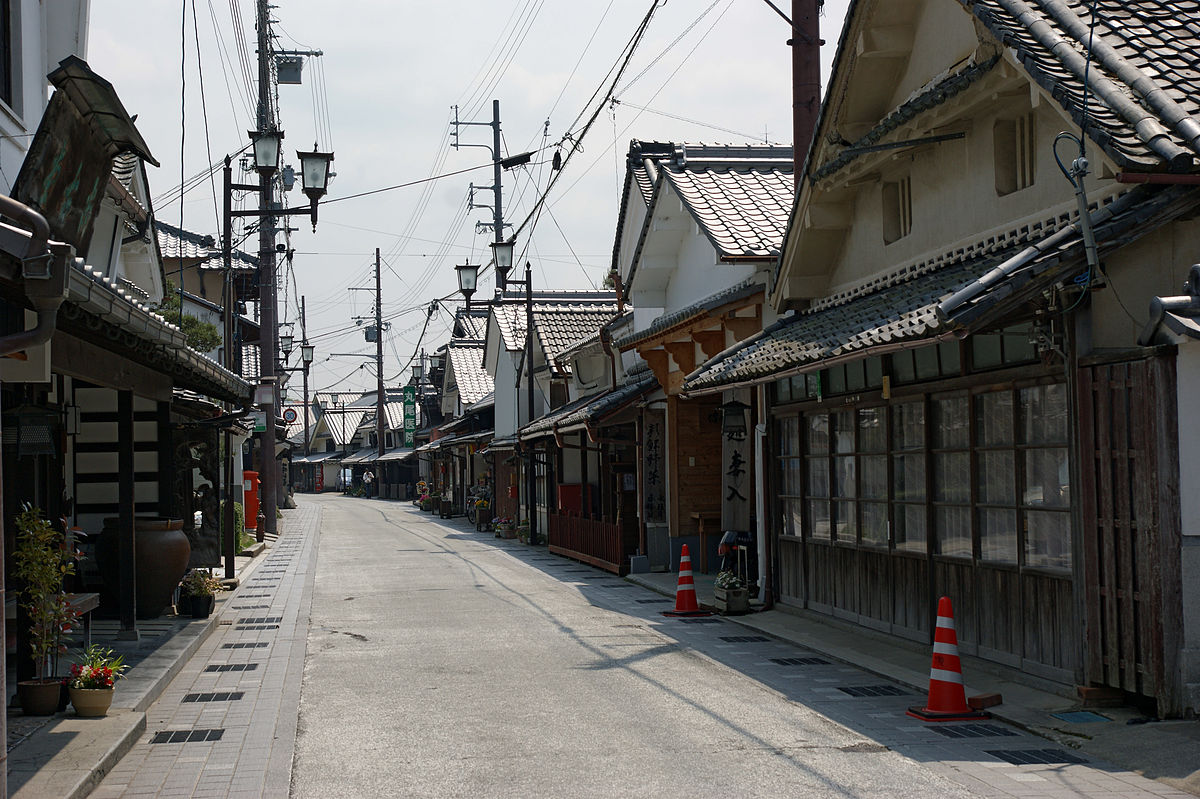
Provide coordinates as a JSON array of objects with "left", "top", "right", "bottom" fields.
[{"left": 492, "top": 351, "right": 519, "bottom": 438}]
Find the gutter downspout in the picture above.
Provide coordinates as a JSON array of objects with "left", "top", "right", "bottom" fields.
[{"left": 754, "top": 385, "right": 771, "bottom": 609}]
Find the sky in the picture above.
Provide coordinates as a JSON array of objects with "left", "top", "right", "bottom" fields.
[{"left": 87, "top": 0, "right": 851, "bottom": 395}]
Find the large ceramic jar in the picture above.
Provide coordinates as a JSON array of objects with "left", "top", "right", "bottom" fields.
[{"left": 97, "top": 517, "right": 190, "bottom": 619}]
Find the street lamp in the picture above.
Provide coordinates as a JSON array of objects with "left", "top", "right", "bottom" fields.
[
  {"left": 301, "top": 343, "right": 314, "bottom": 365},
  {"left": 249, "top": 130, "right": 282, "bottom": 175},
  {"left": 503, "top": 260, "right": 537, "bottom": 547},
  {"left": 297, "top": 146, "right": 335, "bottom": 231},
  {"left": 456, "top": 261, "right": 479, "bottom": 310},
  {"left": 279, "top": 330, "right": 294, "bottom": 358},
  {"left": 490, "top": 239, "right": 514, "bottom": 288}
]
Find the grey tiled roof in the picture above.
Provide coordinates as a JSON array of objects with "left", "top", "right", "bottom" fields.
[
  {"left": 616, "top": 278, "right": 762, "bottom": 350},
  {"left": 520, "top": 373, "right": 657, "bottom": 439},
  {"left": 155, "top": 221, "right": 257, "bottom": 268},
  {"left": 686, "top": 183, "right": 1200, "bottom": 392},
  {"left": 112, "top": 152, "right": 138, "bottom": 190},
  {"left": 446, "top": 342, "right": 494, "bottom": 405},
  {"left": 960, "top": 0, "right": 1200, "bottom": 171},
  {"left": 492, "top": 293, "right": 619, "bottom": 376},
  {"left": 323, "top": 409, "right": 366, "bottom": 446},
  {"left": 453, "top": 309, "right": 489, "bottom": 340},
  {"left": 662, "top": 165, "right": 794, "bottom": 258},
  {"left": 240, "top": 344, "right": 260, "bottom": 381}
]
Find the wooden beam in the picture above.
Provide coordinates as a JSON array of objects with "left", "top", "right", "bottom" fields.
[
  {"left": 640, "top": 348, "right": 671, "bottom": 388},
  {"left": 117, "top": 390, "right": 138, "bottom": 640},
  {"left": 725, "top": 313, "right": 762, "bottom": 342},
  {"left": 694, "top": 329, "right": 726, "bottom": 359},
  {"left": 663, "top": 340, "right": 696, "bottom": 375}
]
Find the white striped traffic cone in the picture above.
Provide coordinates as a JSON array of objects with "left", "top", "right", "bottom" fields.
[
  {"left": 907, "top": 596, "right": 989, "bottom": 721},
  {"left": 662, "top": 544, "right": 710, "bottom": 617}
]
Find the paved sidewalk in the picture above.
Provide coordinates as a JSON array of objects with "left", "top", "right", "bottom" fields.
[
  {"left": 627, "top": 571, "right": 1200, "bottom": 797},
  {"left": 5, "top": 508, "right": 313, "bottom": 799}
]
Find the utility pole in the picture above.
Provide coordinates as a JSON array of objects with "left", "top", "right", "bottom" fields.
[
  {"left": 452, "top": 100, "right": 507, "bottom": 287},
  {"left": 256, "top": 0, "right": 279, "bottom": 540},
  {"left": 375, "top": 248, "right": 385, "bottom": 460},
  {"left": 301, "top": 296, "right": 311, "bottom": 458},
  {"left": 222, "top": 156, "right": 239, "bottom": 579}
]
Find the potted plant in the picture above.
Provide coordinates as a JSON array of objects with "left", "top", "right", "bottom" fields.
[
  {"left": 67, "top": 644, "right": 128, "bottom": 717},
  {"left": 419, "top": 493, "right": 433, "bottom": 511},
  {"left": 516, "top": 520, "right": 530, "bottom": 544},
  {"left": 12, "top": 505, "right": 81, "bottom": 715},
  {"left": 493, "top": 517, "right": 515, "bottom": 539},
  {"left": 178, "top": 569, "right": 223, "bottom": 618},
  {"left": 714, "top": 569, "right": 750, "bottom": 615}
]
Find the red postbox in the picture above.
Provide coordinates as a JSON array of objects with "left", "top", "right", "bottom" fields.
[{"left": 243, "top": 470, "right": 260, "bottom": 533}]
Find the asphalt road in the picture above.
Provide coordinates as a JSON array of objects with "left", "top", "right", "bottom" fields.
[{"left": 291, "top": 496, "right": 968, "bottom": 799}]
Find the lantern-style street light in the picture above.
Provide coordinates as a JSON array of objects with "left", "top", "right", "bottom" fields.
[
  {"left": 490, "top": 239, "right": 514, "bottom": 288},
  {"left": 249, "top": 130, "right": 283, "bottom": 175},
  {"left": 455, "top": 261, "right": 479, "bottom": 310}
]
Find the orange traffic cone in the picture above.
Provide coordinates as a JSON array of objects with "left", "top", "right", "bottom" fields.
[
  {"left": 907, "top": 596, "right": 989, "bottom": 722},
  {"left": 662, "top": 544, "right": 711, "bottom": 617}
]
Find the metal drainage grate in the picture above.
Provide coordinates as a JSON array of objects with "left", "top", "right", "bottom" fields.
[
  {"left": 985, "top": 749, "right": 1088, "bottom": 766},
  {"left": 237, "top": 617, "right": 282, "bottom": 624},
  {"left": 837, "top": 685, "right": 907, "bottom": 697},
  {"left": 931, "top": 724, "right": 1017, "bottom": 739},
  {"left": 636, "top": 599, "right": 672, "bottom": 604},
  {"left": 204, "top": 663, "right": 259, "bottom": 673},
  {"left": 182, "top": 691, "right": 245, "bottom": 703},
  {"left": 1051, "top": 710, "right": 1111, "bottom": 723},
  {"left": 771, "top": 656, "right": 830, "bottom": 666},
  {"left": 232, "top": 605, "right": 270, "bottom": 610},
  {"left": 237, "top": 594, "right": 272, "bottom": 599},
  {"left": 721, "top": 635, "right": 771, "bottom": 643},
  {"left": 222, "top": 642, "right": 269, "bottom": 650},
  {"left": 151, "top": 729, "right": 224, "bottom": 744},
  {"left": 679, "top": 618, "right": 723, "bottom": 624},
  {"left": 236, "top": 624, "right": 280, "bottom": 631}
]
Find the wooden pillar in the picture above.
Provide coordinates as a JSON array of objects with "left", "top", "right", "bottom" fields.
[
  {"left": 157, "top": 401, "right": 172, "bottom": 518},
  {"left": 117, "top": 390, "right": 138, "bottom": 639},
  {"left": 579, "top": 436, "right": 588, "bottom": 519}
]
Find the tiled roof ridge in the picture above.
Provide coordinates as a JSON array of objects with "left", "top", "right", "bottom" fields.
[
  {"left": 616, "top": 277, "right": 762, "bottom": 350},
  {"left": 962, "top": 0, "right": 1196, "bottom": 170},
  {"left": 803, "top": 197, "right": 1130, "bottom": 314},
  {"left": 813, "top": 54, "right": 1001, "bottom": 182}
]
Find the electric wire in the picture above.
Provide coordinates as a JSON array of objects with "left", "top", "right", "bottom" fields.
[{"left": 191, "top": 0, "right": 222, "bottom": 235}]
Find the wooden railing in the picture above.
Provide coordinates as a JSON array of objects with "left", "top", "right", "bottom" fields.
[{"left": 547, "top": 512, "right": 629, "bottom": 574}]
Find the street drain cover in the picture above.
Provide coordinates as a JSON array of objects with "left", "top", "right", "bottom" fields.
[
  {"left": 772, "top": 656, "right": 829, "bottom": 666},
  {"left": 182, "top": 691, "right": 245, "bottom": 703},
  {"left": 151, "top": 729, "right": 224, "bottom": 744},
  {"left": 636, "top": 599, "right": 672, "bottom": 604},
  {"left": 985, "top": 749, "right": 1087, "bottom": 765},
  {"left": 237, "top": 617, "right": 282, "bottom": 624},
  {"left": 931, "top": 724, "right": 1017, "bottom": 738},
  {"left": 1051, "top": 710, "right": 1111, "bottom": 723},
  {"left": 222, "top": 642, "right": 269, "bottom": 650},
  {"left": 721, "top": 635, "right": 770, "bottom": 643},
  {"left": 204, "top": 663, "right": 259, "bottom": 673},
  {"left": 837, "top": 685, "right": 907, "bottom": 697}
]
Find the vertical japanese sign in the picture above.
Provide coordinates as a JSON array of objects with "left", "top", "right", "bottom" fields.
[
  {"left": 721, "top": 392, "right": 752, "bottom": 533},
  {"left": 643, "top": 409, "right": 666, "bottom": 523},
  {"left": 403, "top": 385, "right": 417, "bottom": 448}
]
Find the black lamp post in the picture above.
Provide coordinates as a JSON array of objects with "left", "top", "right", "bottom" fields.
[
  {"left": 455, "top": 261, "right": 479, "bottom": 311},
  {"left": 223, "top": 132, "right": 333, "bottom": 548}
]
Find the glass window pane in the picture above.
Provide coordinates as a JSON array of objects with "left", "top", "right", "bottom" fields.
[
  {"left": 808, "top": 500, "right": 831, "bottom": 540},
  {"left": 858, "top": 407, "right": 886, "bottom": 452},
  {"left": 860, "top": 455, "right": 887, "bottom": 499},
  {"left": 939, "top": 341, "right": 961, "bottom": 374},
  {"left": 778, "top": 459, "right": 803, "bottom": 496},
  {"left": 833, "top": 456, "right": 856, "bottom": 499},
  {"left": 979, "top": 508, "right": 1017, "bottom": 563},
  {"left": 975, "top": 391, "right": 1013, "bottom": 446},
  {"left": 972, "top": 334, "right": 1003, "bottom": 369},
  {"left": 832, "top": 410, "right": 854, "bottom": 453},
  {"left": 776, "top": 416, "right": 800, "bottom": 457},
  {"left": 977, "top": 451, "right": 1015, "bottom": 504},
  {"left": 935, "top": 452, "right": 970, "bottom": 502},
  {"left": 791, "top": 374, "right": 807, "bottom": 399},
  {"left": 1025, "top": 510, "right": 1071, "bottom": 570},
  {"left": 806, "top": 457, "right": 829, "bottom": 498},
  {"left": 861, "top": 502, "right": 888, "bottom": 546},
  {"left": 776, "top": 377, "right": 791, "bottom": 402},
  {"left": 1020, "top": 384, "right": 1067, "bottom": 445},
  {"left": 892, "top": 350, "right": 916, "bottom": 383},
  {"left": 806, "top": 414, "right": 828, "bottom": 454},
  {"left": 1023, "top": 447, "right": 1069, "bottom": 508},
  {"left": 1003, "top": 324, "right": 1036, "bottom": 363},
  {"left": 846, "top": 359, "right": 866, "bottom": 391},
  {"left": 933, "top": 395, "right": 969, "bottom": 448},
  {"left": 828, "top": 365, "right": 846, "bottom": 395},
  {"left": 936, "top": 506, "right": 972, "bottom": 558},
  {"left": 865, "top": 357, "right": 883, "bottom": 388},
  {"left": 895, "top": 505, "right": 926, "bottom": 552},
  {"left": 782, "top": 498, "right": 803, "bottom": 536},
  {"left": 892, "top": 401, "right": 925, "bottom": 450},
  {"left": 915, "top": 345, "right": 940, "bottom": 379},
  {"left": 834, "top": 500, "right": 857, "bottom": 540},
  {"left": 807, "top": 372, "right": 821, "bottom": 399},
  {"left": 894, "top": 453, "right": 926, "bottom": 501}
]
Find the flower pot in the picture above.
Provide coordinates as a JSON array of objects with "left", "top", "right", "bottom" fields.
[
  {"left": 183, "top": 594, "right": 215, "bottom": 619},
  {"left": 97, "top": 517, "right": 190, "bottom": 619},
  {"left": 69, "top": 686, "right": 114, "bottom": 717},
  {"left": 18, "top": 678, "right": 64, "bottom": 716},
  {"left": 714, "top": 586, "right": 749, "bottom": 615}
]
